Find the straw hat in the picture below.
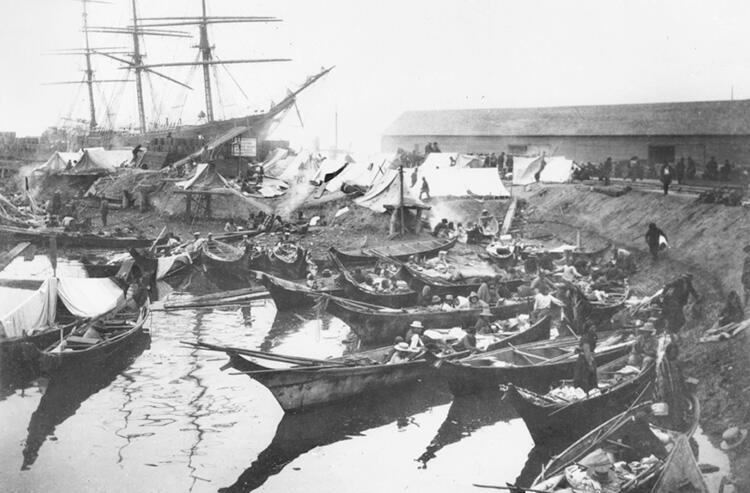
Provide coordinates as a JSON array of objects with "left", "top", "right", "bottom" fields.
[
  {"left": 394, "top": 342, "right": 418, "bottom": 353},
  {"left": 587, "top": 464, "right": 616, "bottom": 484},
  {"left": 444, "top": 294, "right": 454, "bottom": 301},
  {"left": 410, "top": 321, "right": 424, "bottom": 329},
  {"left": 721, "top": 427, "right": 748, "bottom": 451},
  {"left": 431, "top": 295, "right": 441, "bottom": 303}
]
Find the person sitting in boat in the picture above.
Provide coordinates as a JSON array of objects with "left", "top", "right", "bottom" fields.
[
  {"left": 405, "top": 321, "right": 425, "bottom": 350},
  {"left": 441, "top": 294, "right": 457, "bottom": 311},
  {"left": 493, "top": 282, "right": 512, "bottom": 305},
  {"left": 426, "top": 295, "right": 442, "bottom": 311},
  {"left": 306, "top": 272, "right": 318, "bottom": 289},
  {"left": 465, "top": 222, "right": 482, "bottom": 244},
  {"left": 186, "top": 232, "right": 207, "bottom": 254},
  {"left": 532, "top": 285, "right": 564, "bottom": 319},
  {"left": 452, "top": 324, "right": 478, "bottom": 353},
  {"left": 382, "top": 336, "right": 405, "bottom": 363},
  {"left": 387, "top": 342, "right": 419, "bottom": 365},
  {"left": 425, "top": 250, "right": 450, "bottom": 271},
  {"left": 477, "top": 282, "right": 492, "bottom": 305},
  {"left": 432, "top": 218, "right": 450, "bottom": 238},
  {"left": 557, "top": 263, "right": 582, "bottom": 283},
  {"left": 477, "top": 209, "right": 495, "bottom": 236},
  {"left": 629, "top": 322, "right": 657, "bottom": 369},
  {"left": 475, "top": 308, "right": 494, "bottom": 334},
  {"left": 166, "top": 232, "right": 181, "bottom": 248},
  {"left": 467, "top": 291, "right": 489, "bottom": 310},
  {"left": 352, "top": 267, "right": 367, "bottom": 284},
  {"left": 378, "top": 278, "right": 393, "bottom": 293},
  {"left": 224, "top": 218, "right": 238, "bottom": 232},
  {"left": 454, "top": 222, "right": 468, "bottom": 243}
]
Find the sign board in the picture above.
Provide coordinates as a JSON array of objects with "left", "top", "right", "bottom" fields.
[{"left": 231, "top": 137, "right": 257, "bottom": 157}]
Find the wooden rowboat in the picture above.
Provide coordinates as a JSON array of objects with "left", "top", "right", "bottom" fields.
[
  {"left": 431, "top": 332, "right": 634, "bottom": 395},
  {"left": 323, "top": 294, "right": 534, "bottom": 345},
  {"left": 0, "top": 224, "right": 166, "bottom": 249},
  {"left": 532, "top": 394, "right": 700, "bottom": 492},
  {"left": 330, "top": 237, "right": 457, "bottom": 263},
  {"left": 200, "top": 239, "right": 250, "bottom": 280},
  {"left": 259, "top": 272, "right": 345, "bottom": 310},
  {"left": 36, "top": 305, "right": 150, "bottom": 375},
  {"left": 502, "top": 355, "right": 656, "bottom": 445},
  {"left": 187, "top": 316, "right": 550, "bottom": 412},
  {"left": 329, "top": 251, "right": 417, "bottom": 308},
  {"left": 248, "top": 245, "right": 308, "bottom": 279},
  {"left": 399, "top": 263, "right": 524, "bottom": 298}
]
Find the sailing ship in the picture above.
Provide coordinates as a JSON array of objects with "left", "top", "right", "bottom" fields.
[{"left": 51, "top": 0, "right": 333, "bottom": 162}]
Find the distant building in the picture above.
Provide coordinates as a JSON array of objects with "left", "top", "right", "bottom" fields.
[{"left": 382, "top": 99, "right": 750, "bottom": 165}]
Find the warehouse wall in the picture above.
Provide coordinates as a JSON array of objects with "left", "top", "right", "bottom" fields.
[{"left": 382, "top": 134, "right": 750, "bottom": 166}]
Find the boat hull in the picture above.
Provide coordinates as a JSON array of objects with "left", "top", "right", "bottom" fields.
[
  {"left": 330, "top": 237, "right": 457, "bottom": 263},
  {"left": 260, "top": 273, "right": 344, "bottom": 310},
  {"left": 436, "top": 342, "right": 632, "bottom": 396},
  {"left": 503, "top": 361, "right": 655, "bottom": 444},
  {"left": 229, "top": 353, "right": 435, "bottom": 412},
  {"left": 326, "top": 297, "right": 533, "bottom": 345}
]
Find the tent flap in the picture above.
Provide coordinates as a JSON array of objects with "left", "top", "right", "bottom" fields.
[
  {"left": 57, "top": 277, "right": 124, "bottom": 318},
  {"left": 0, "top": 279, "right": 58, "bottom": 338}
]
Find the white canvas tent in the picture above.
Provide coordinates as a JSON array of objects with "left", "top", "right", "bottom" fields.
[
  {"left": 71, "top": 147, "right": 133, "bottom": 175},
  {"left": 36, "top": 151, "right": 84, "bottom": 174},
  {"left": 325, "top": 153, "right": 395, "bottom": 192},
  {"left": 511, "top": 156, "right": 545, "bottom": 185},
  {"left": 421, "top": 153, "right": 484, "bottom": 175},
  {"left": 539, "top": 156, "right": 574, "bottom": 183},
  {"left": 417, "top": 167, "right": 509, "bottom": 198},
  {"left": 355, "top": 167, "right": 425, "bottom": 212}
]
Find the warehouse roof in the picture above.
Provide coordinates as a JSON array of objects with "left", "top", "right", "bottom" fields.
[{"left": 384, "top": 99, "right": 750, "bottom": 137}]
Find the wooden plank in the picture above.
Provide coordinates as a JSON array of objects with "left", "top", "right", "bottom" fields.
[
  {"left": 501, "top": 197, "right": 518, "bottom": 235},
  {"left": 0, "top": 242, "right": 32, "bottom": 272}
]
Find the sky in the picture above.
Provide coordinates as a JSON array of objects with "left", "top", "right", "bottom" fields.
[{"left": 1, "top": 0, "right": 750, "bottom": 153}]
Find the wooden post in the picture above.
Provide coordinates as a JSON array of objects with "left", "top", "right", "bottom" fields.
[{"left": 399, "top": 164, "right": 404, "bottom": 236}]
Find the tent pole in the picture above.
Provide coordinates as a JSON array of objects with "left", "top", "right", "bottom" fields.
[{"left": 399, "top": 164, "right": 404, "bottom": 236}]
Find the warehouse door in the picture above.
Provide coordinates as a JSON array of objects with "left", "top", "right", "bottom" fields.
[{"left": 648, "top": 145, "right": 675, "bottom": 164}]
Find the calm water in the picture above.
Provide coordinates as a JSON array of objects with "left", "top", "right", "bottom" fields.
[{"left": 0, "top": 256, "right": 730, "bottom": 492}]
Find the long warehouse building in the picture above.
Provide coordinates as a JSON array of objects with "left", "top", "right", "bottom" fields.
[{"left": 382, "top": 99, "right": 750, "bottom": 165}]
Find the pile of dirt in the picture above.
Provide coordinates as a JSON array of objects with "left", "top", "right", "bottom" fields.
[{"left": 520, "top": 183, "right": 750, "bottom": 487}]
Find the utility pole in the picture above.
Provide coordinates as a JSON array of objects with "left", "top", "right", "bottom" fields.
[
  {"left": 199, "top": 0, "right": 214, "bottom": 122},
  {"left": 131, "top": 0, "right": 146, "bottom": 132},
  {"left": 82, "top": 0, "right": 97, "bottom": 129}
]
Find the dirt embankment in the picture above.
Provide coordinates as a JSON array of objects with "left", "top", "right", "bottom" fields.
[{"left": 521, "top": 184, "right": 750, "bottom": 486}]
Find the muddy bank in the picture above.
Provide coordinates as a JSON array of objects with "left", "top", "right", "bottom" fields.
[{"left": 520, "top": 184, "right": 750, "bottom": 486}]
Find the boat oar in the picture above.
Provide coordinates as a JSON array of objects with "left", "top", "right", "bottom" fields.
[
  {"left": 473, "top": 484, "right": 551, "bottom": 493},
  {"left": 149, "top": 226, "right": 167, "bottom": 254},
  {"left": 230, "top": 364, "right": 352, "bottom": 375},
  {"left": 181, "top": 340, "right": 350, "bottom": 367}
]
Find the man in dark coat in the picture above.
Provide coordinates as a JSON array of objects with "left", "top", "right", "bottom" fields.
[
  {"left": 660, "top": 162, "right": 674, "bottom": 195},
  {"left": 660, "top": 273, "right": 700, "bottom": 333},
  {"left": 686, "top": 156, "right": 697, "bottom": 179},
  {"left": 645, "top": 223, "right": 666, "bottom": 260},
  {"left": 675, "top": 157, "right": 686, "bottom": 184}
]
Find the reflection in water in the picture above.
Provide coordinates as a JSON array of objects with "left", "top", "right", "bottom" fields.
[
  {"left": 222, "top": 380, "right": 452, "bottom": 493},
  {"left": 416, "top": 390, "right": 518, "bottom": 468},
  {"left": 21, "top": 331, "right": 151, "bottom": 470},
  {"left": 186, "top": 310, "right": 209, "bottom": 491},
  {"left": 514, "top": 444, "right": 556, "bottom": 490}
]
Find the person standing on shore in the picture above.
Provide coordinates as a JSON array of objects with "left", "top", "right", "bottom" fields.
[
  {"left": 100, "top": 198, "right": 109, "bottom": 227},
  {"left": 742, "top": 245, "right": 750, "bottom": 304},
  {"left": 660, "top": 162, "right": 674, "bottom": 195},
  {"left": 645, "top": 223, "right": 667, "bottom": 260}
]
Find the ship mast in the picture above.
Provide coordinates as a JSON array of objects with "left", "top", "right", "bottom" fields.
[
  {"left": 130, "top": 0, "right": 146, "bottom": 133},
  {"left": 199, "top": 0, "right": 214, "bottom": 122},
  {"left": 44, "top": 0, "right": 133, "bottom": 131},
  {"left": 135, "top": 0, "right": 291, "bottom": 123},
  {"left": 82, "top": 0, "right": 97, "bottom": 129}
]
